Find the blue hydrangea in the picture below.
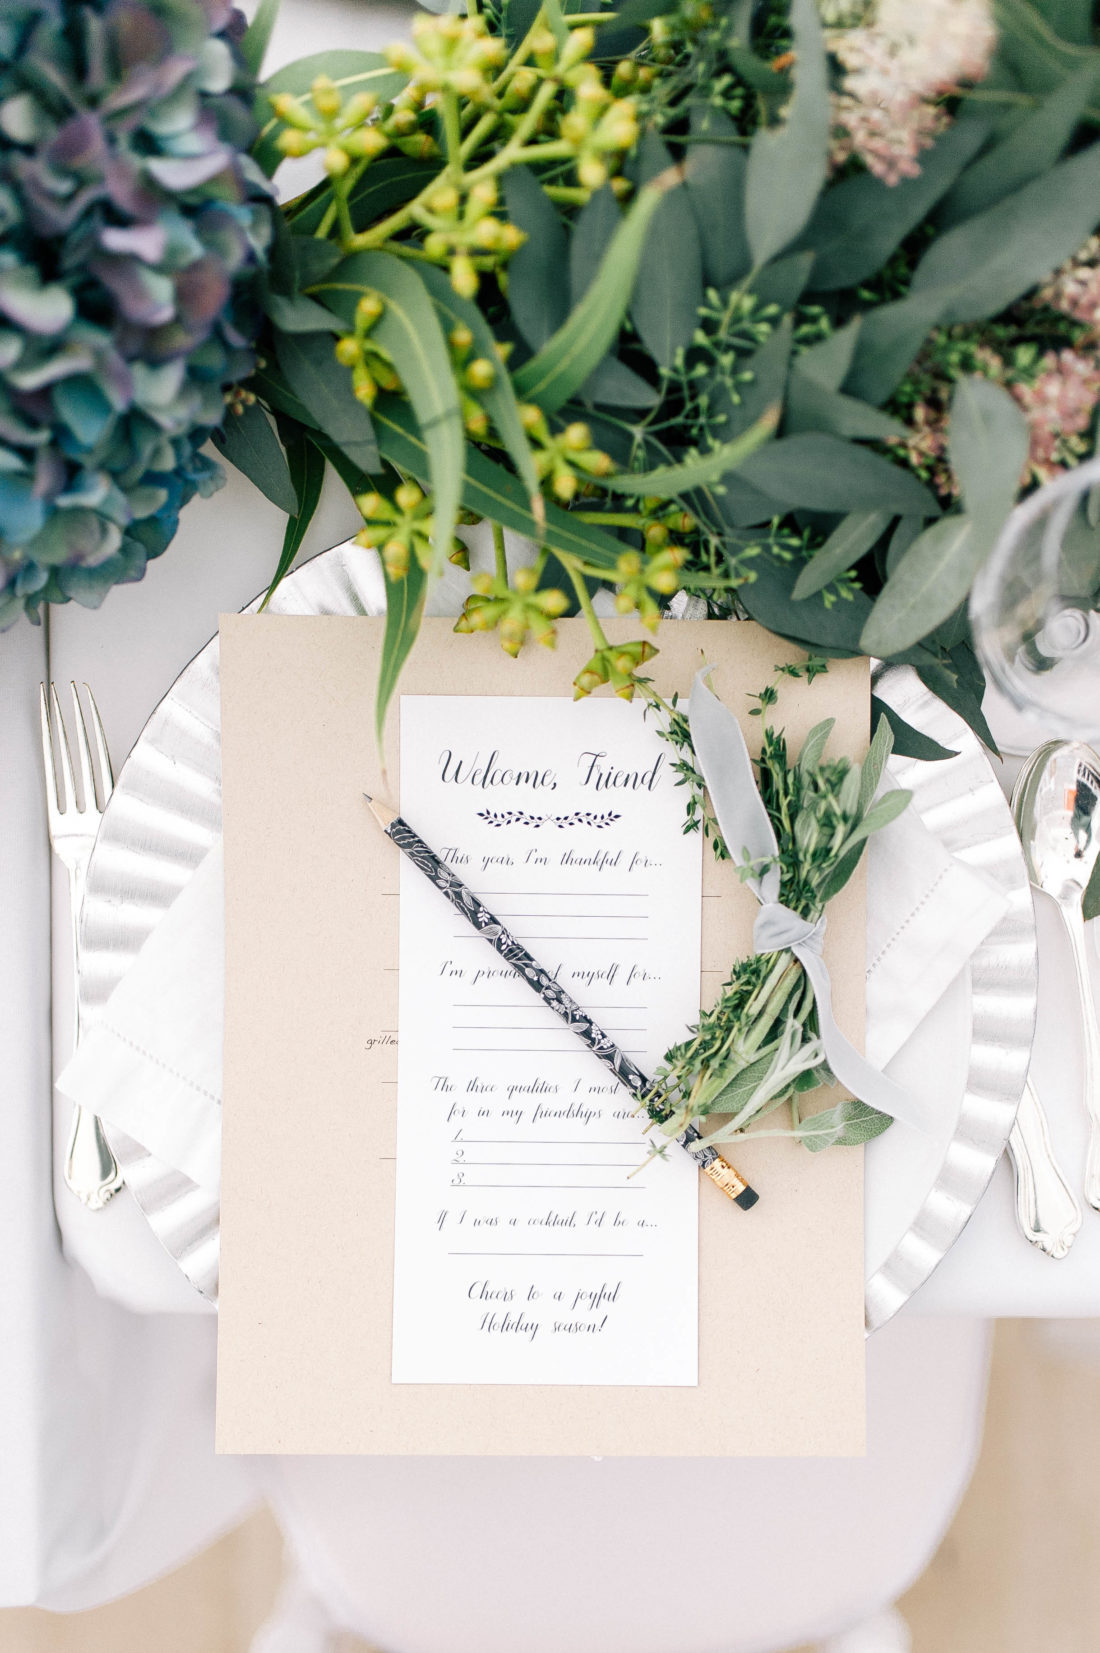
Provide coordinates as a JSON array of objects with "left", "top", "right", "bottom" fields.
[{"left": 0, "top": 0, "right": 273, "bottom": 625}]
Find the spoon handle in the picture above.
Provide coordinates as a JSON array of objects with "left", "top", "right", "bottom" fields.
[
  {"left": 1058, "top": 897, "right": 1100, "bottom": 1211},
  {"left": 1007, "top": 1082, "right": 1082, "bottom": 1257}
]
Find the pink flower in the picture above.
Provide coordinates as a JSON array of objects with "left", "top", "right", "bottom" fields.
[
  {"left": 827, "top": 0, "right": 997, "bottom": 185},
  {"left": 1035, "top": 235, "right": 1100, "bottom": 329},
  {"left": 1010, "top": 349, "right": 1100, "bottom": 484}
]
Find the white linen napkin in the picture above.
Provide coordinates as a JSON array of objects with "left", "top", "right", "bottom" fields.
[{"left": 57, "top": 774, "right": 1009, "bottom": 1236}]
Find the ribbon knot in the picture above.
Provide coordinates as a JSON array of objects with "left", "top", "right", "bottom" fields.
[
  {"left": 688, "top": 668, "right": 935, "bottom": 1135},
  {"left": 753, "top": 902, "right": 824, "bottom": 959}
]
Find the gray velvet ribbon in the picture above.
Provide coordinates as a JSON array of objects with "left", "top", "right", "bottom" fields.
[{"left": 688, "top": 669, "right": 935, "bottom": 1135}]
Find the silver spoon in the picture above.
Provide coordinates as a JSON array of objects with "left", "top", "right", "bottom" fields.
[{"left": 1014, "top": 739, "right": 1100, "bottom": 1211}]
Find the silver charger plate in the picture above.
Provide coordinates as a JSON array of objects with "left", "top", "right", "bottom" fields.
[{"left": 79, "top": 543, "right": 1037, "bottom": 1324}]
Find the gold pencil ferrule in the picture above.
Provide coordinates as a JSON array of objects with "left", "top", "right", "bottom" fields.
[{"left": 702, "top": 1157, "right": 748, "bottom": 1201}]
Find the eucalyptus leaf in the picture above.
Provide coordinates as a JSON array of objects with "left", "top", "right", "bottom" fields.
[
  {"left": 870, "top": 697, "right": 957, "bottom": 761},
  {"left": 1083, "top": 849, "right": 1100, "bottom": 921},
  {"left": 684, "top": 108, "right": 750, "bottom": 286},
  {"left": 512, "top": 178, "right": 667, "bottom": 412},
  {"left": 264, "top": 290, "right": 340, "bottom": 333},
  {"left": 796, "top": 1100, "right": 893, "bottom": 1151},
  {"left": 843, "top": 288, "right": 949, "bottom": 406},
  {"left": 629, "top": 135, "right": 704, "bottom": 367},
  {"left": 994, "top": 0, "right": 1098, "bottom": 94},
  {"left": 416, "top": 263, "right": 542, "bottom": 522},
  {"left": 240, "top": 0, "right": 280, "bottom": 77},
  {"left": 737, "top": 434, "right": 939, "bottom": 516},
  {"left": 784, "top": 377, "right": 908, "bottom": 441},
  {"left": 947, "top": 374, "right": 1030, "bottom": 560},
  {"left": 569, "top": 185, "right": 620, "bottom": 304},
  {"left": 290, "top": 157, "right": 433, "bottom": 236},
  {"left": 1036, "top": 0, "right": 1093, "bottom": 44},
  {"left": 885, "top": 515, "right": 924, "bottom": 574},
  {"left": 794, "top": 318, "right": 861, "bottom": 392},
  {"left": 910, "top": 139, "right": 1100, "bottom": 324},
  {"left": 744, "top": 0, "right": 828, "bottom": 267},
  {"left": 502, "top": 167, "right": 570, "bottom": 351},
  {"left": 718, "top": 316, "right": 792, "bottom": 441},
  {"left": 377, "top": 552, "right": 428, "bottom": 746},
  {"left": 367, "top": 394, "right": 627, "bottom": 572},
  {"left": 749, "top": 250, "right": 815, "bottom": 312},
  {"left": 579, "top": 355, "right": 660, "bottom": 408},
  {"left": 800, "top": 119, "right": 988, "bottom": 291},
  {"left": 938, "top": 63, "right": 1100, "bottom": 226},
  {"left": 736, "top": 547, "right": 873, "bottom": 655},
  {"left": 273, "top": 328, "right": 381, "bottom": 474},
  {"left": 792, "top": 510, "right": 892, "bottom": 600},
  {"left": 254, "top": 51, "right": 407, "bottom": 176},
  {"left": 598, "top": 405, "right": 778, "bottom": 497},
  {"left": 212, "top": 400, "right": 297, "bottom": 514},
  {"left": 261, "top": 422, "right": 326, "bottom": 608},
  {"left": 860, "top": 515, "right": 977, "bottom": 656},
  {"left": 919, "top": 645, "right": 998, "bottom": 752},
  {"left": 315, "top": 251, "right": 465, "bottom": 577}
]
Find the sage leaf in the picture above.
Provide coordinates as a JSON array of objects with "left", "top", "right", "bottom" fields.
[
  {"left": 843, "top": 288, "right": 949, "bottom": 406},
  {"left": 871, "top": 696, "right": 957, "bottom": 761},
  {"left": 860, "top": 516, "right": 978, "bottom": 656},
  {"left": 858, "top": 714, "right": 894, "bottom": 811},
  {"left": 597, "top": 405, "right": 778, "bottom": 496},
  {"left": 629, "top": 135, "right": 703, "bottom": 367},
  {"left": 801, "top": 119, "right": 988, "bottom": 290},
  {"left": 273, "top": 329, "right": 381, "bottom": 474},
  {"left": 792, "top": 510, "right": 892, "bottom": 600},
  {"left": 377, "top": 552, "right": 428, "bottom": 746},
  {"left": 798, "top": 717, "right": 835, "bottom": 775},
  {"left": 502, "top": 167, "right": 570, "bottom": 350},
  {"left": 684, "top": 108, "right": 750, "bottom": 286},
  {"left": 744, "top": 0, "right": 828, "bottom": 267},
  {"left": 938, "top": 63, "right": 1100, "bottom": 227},
  {"left": 213, "top": 400, "right": 298, "bottom": 515},
  {"left": 910, "top": 139, "right": 1100, "bottom": 324},
  {"left": 254, "top": 51, "right": 407, "bottom": 176},
  {"left": 797, "top": 1100, "right": 893, "bottom": 1150},
  {"left": 315, "top": 251, "right": 465, "bottom": 576},
  {"left": 784, "top": 378, "right": 908, "bottom": 441},
  {"left": 261, "top": 422, "right": 326, "bottom": 608},
  {"left": 416, "top": 263, "right": 542, "bottom": 522},
  {"left": 736, "top": 434, "right": 939, "bottom": 516},
  {"left": 512, "top": 178, "right": 668, "bottom": 411}
]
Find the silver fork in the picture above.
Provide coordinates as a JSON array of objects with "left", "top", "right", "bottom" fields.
[{"left": 40, "top": 681, "right": 124, "bottom": 1209}]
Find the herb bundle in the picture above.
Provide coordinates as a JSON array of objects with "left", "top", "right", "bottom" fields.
[{"left": 646, "top": 671, "right": 910, "bottom": 1157}]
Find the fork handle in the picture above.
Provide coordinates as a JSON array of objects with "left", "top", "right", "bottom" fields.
[
  {"left": 61, "top": 861, "right": 124, "bottom": 1208},
  {"left": 1007, "top": 1081, "right": 1082, "bottom": 1259},
  {"left": 64, "top": 1105, "right": 124, "bottom": 1209}
]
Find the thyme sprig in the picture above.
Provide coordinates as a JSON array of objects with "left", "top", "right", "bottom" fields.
[{"left": 644, "top": 671, "right": 909, "bottom": 1158}]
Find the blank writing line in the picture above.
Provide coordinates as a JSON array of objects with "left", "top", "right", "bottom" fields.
[
  {"left": 454, "top": 1047, "right": 645, "bottom": 1055},
  {"left": 455, "top": 1139, "right": 641, "bottom": 1145},
  {"left": 457, "top": 1161, "right": 638, "bottom": 1168},
  {"left": 452, "top": 935, "right": 649, "bottom": 943},
  {"left": 452, "top": 1004, "right": 648, "bottom": 1011},
  {"left": 476, "top": 891, "right": 646, "bottom": 899},
  {"left": 448, "top": 1252, "right": 644, "bottom": 1258},
  {"left": 459, "top": 1183, "right": 643, "bottom": 1190}
]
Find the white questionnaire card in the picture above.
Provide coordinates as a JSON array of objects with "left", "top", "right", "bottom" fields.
[{"left": 392, "top": 695, "right": 702, "bottom": 1386}]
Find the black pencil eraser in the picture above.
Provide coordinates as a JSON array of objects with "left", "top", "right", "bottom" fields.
[{"left": 735, "top": 1186, "right": 760, "bottom": 1210}]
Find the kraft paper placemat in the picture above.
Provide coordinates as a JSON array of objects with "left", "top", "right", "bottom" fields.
[{"left": 216, "top": 615, "right": 867, "bottom": 1455}]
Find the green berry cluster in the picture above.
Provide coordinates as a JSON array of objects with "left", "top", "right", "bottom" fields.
[
  {"left": 333, "top": 291, "right": 399, "bottom": 407},
  {"left": 385, "top": 13, "right": 508, "bottom": 104},
  {"left": 455, "top": 566, "right": 570, "bottom": 656},
  {"left": 272, "top": 77, "right": 434, "bottom": 175},
  {"left": 354, "top": 483, "right": 468, "bottom": 579},
  {"left": 522, "top": 412, "right": 614, "bottom": 503},
  {"left": 414, "top": 175, "right": 525, "bottom": 298},
  {"left": 572, "top": 639, "right": 658, "bottom": 701}
]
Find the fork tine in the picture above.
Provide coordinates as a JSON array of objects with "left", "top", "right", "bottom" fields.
[
  {"left": 49, "top": 681, "right": 76, "bottom": 815},
  {"left": 38, "top": 683, "right": 58, "bottom": 815},
  {"left": 70, "top": 681, "right": 97, "bottom": 814},
  {"left": 83, "top": 683, "right": 114, "bottom": 803}
]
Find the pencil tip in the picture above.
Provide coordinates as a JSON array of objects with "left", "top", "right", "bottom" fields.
[{"left": 362, "top": 792, "right": 372, "bottom": 804}]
